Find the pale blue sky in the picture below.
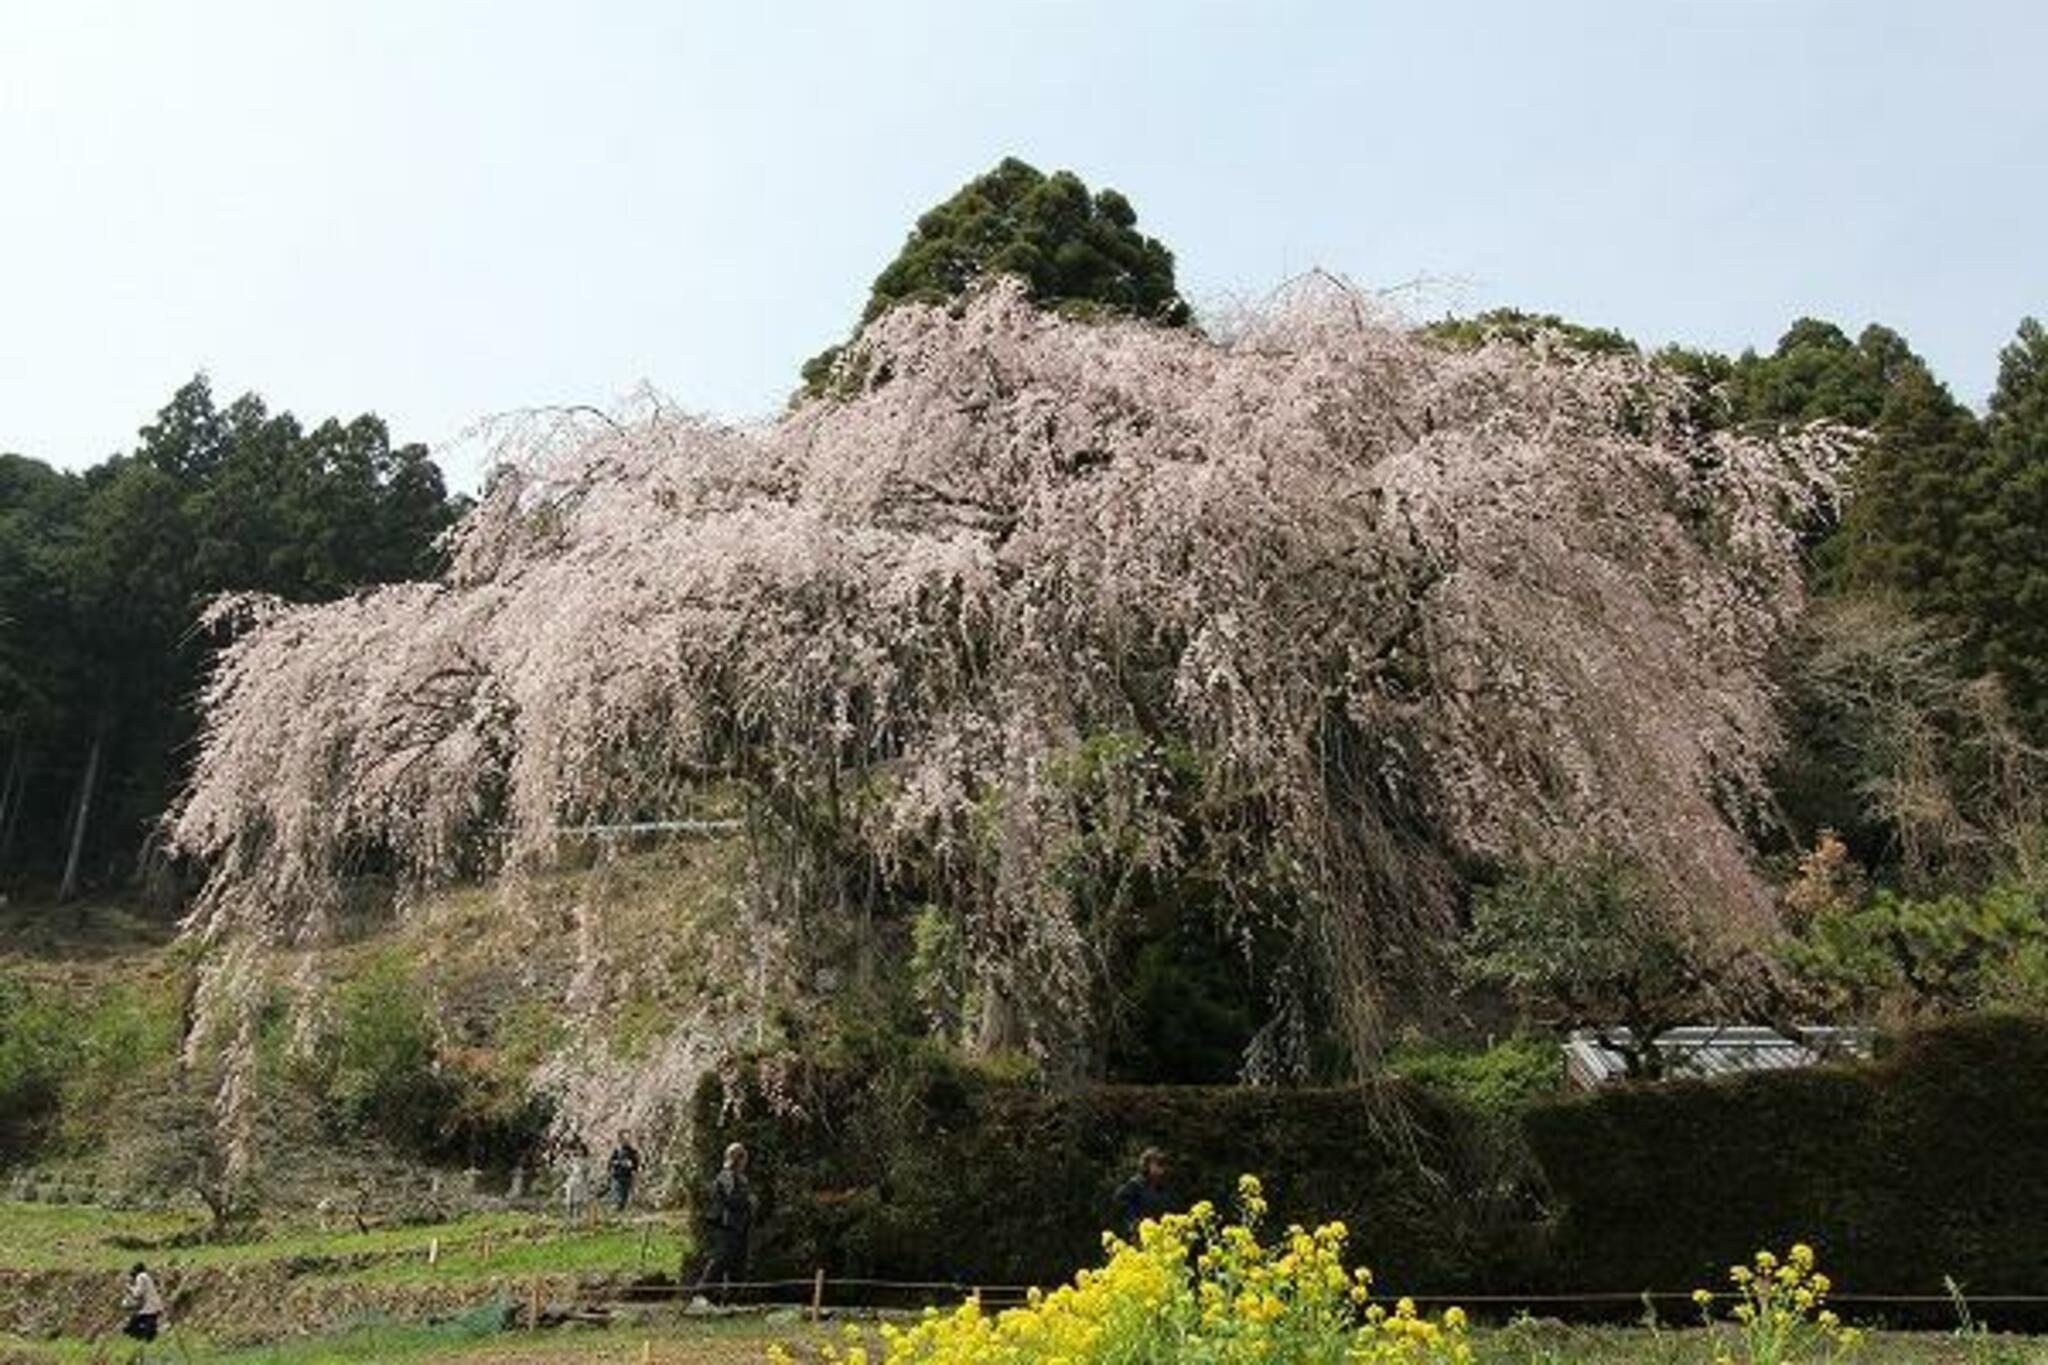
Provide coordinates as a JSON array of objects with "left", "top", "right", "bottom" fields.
[{"left": 4, "top": 2, "right": 2043, "bottom": 488}]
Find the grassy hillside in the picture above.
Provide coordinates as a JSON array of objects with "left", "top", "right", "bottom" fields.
[
  {"left": 0, "top": 1197, "right": 708, "bottom": 1348},
  {"left": 1, "top": 832, "right": 785, "bottom": 1225}
]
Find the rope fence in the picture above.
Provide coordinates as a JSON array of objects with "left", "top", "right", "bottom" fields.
[
  {"left": 492, "top": 1273, "right": 2048, "bottom": 1337},
  {"left": 598, "top": 1279, "right": 2048, "bottom": 1309}
]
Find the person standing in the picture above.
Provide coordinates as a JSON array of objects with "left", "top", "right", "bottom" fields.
[
  {"left": 562, "top": 1149, "right": 590, "bottom": 1225},
  {"left": 607, "top": 1132, "right": 642, "bottom": 1212},
  {"left": 1112, "top": 1148, "right": 1172, "bottom": 1241},
  {"left": 692, "top": 1142, "right": 756, "bottom": 1304},
  {"left": 121, "top": 1263, "right": 165, "bottom": 1360}
]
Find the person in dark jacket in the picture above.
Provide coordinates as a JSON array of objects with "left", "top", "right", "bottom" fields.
[
  {"left": 1112, "top": 1147, "right": 1172, "bottom": 1241},
  {"left": 606, "top": 1132, "right": 642, "bottom": 1211},
  {"left": 691, "top": 1141, "right": 756, "bottom": 1304}
]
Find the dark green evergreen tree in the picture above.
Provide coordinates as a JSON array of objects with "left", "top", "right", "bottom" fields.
[
  {"left": 802, "top": 158, "right": 1191, "bottom": 393},
  {"left": 1974, "top": 318, "right": 2048, "bottom": 714},
  {"left": 1812, "top": 318, "right": 2048, "bottom": 723},
  {"left": 1830, "top": 363, "right": 1985, "bottom": 603},
  {"left": 1726, "top": 319, "right": 1920, "bottom": 428}
]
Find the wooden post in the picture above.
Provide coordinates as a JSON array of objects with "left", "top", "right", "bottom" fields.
[
  {"left": 529, "top": 1277, "right": 541, "bottom": 1332},
  {"left": 640, "top": 1341, "right": 653, "bottom": 1365},
  {"left": 482, "top": 1232, "right": 493, "bottom": 1263},
  {"left": 427, "top": 1236, "right": 439, "bottom": 1266},
  {"left": 811, "top": 1268, "right": 826, "bottom": 1323}
]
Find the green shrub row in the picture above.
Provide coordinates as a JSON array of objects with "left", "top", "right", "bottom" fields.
[
  {"left": 1524, "top": 1012, "right": 2048, "bottom": 1299},
  {"left": 692, "top": 1015, "right": 2048, "bottom": 1304},
  {"left": 691, "top": 1042, "right": 1530, "bottom": 1290}
]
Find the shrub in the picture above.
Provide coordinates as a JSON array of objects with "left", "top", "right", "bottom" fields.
[
  {"left": 1463, "top": 851, "right": 1725, "bottom": 1078},
  {"left": 0, "top": 974, "right": 76, "bottom": 1164},
  {"left": 1386, "top": 1037, "right": 1560, "bottom": 1116},
  {"left": 1783, "top": 875, "right": 2048, "bottom": 1018},
  {"left": 319, "top": 949, "right": 450, "bottom": 1145},
  {"left": 0, "top": 963, "right": 189, "bottom": 1169},
  {"left": 692, "top": 1046, "right": 1515, "bottom": 1290},
  {"left": 1525, "top": 1013, "right": 2048, "bottom": 1303},
  {"left": 57, "top": 978, "right": 185, "bottom": 1150},
  {"left": 308, "top": 948, "right": 552, "bottom": 1167}
]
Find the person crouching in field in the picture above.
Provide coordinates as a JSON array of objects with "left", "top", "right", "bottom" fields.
[
  {"left": 691, "top": 1141, "right": 756, "bottom": 1305},
  {"left": 121, "top": 1262, "right": 164, "bottom": 1359}
]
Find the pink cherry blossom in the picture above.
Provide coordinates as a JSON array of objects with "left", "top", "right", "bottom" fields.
[{"left": 172, "top": 277, "right": 1852, "bottom": 1097}]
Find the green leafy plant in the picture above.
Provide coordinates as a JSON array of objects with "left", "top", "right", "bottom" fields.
[{"left": 316, "top": 950, "right": 450, "bottom": 1146}]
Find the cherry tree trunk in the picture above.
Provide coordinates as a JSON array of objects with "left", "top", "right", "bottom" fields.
[{"left": 974, "top": 983, "right": 1026, "bottom": 1055}]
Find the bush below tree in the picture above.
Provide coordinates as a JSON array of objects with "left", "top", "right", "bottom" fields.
[{"left": 696, "top": 1014, "right": 2048, "bottom": 1313}]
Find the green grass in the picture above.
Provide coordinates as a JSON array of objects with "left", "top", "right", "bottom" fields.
[
  {"left": 0, "top": 1201, "right": 204, "bottom": 1270},
  {"left": 342, "top": 1220, "right": 690, "bottom": 1286},
  {"left": 204, "top": 1301, "right": 509, "bottom": 1363},
  {"left": 1470, "top": 1321, "right": 2047, "bottom": 1364},
  {"left": 0, "top": 1198, "right": 692, "bottom": 1279}
]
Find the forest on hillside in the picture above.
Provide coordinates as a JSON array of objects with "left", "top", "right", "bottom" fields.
[{"left": 0, "top": 382, "right": 464, "bottom": 899}]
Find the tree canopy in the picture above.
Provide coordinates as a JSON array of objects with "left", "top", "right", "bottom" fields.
[
  {"left": 1798, "top": 317, "right": 2048, "bottom": 724},
  {"left": 175, "top": 279, "right": 1841, "bottom": 1088},
  {"left": 1424, "top": 308, "right": 1638, "bottom": 357},
  {"left": 1975, "top": 318, "right": 2048, "bottom": 712},
  {"left": 1725, "top": 318, "right": 1923, "bottom": 428},
  {"left": 801, "top": 158, "right": 1191, "bottom": 392}
]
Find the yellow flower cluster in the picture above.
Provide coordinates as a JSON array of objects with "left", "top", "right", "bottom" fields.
[
  {"left": 1692, "top": 1242, "right": 1863, "bottom": 1364},
  {"left": 772, "top": 1175, "right": 1472, "bottom": 1364}
]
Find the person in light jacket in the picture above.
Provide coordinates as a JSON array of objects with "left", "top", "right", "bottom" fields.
[
  {"left": 562, "top": 1151, "right": 591, "bottom": 1224},
  {"left": 121, "top": 1262, "right": 165, "bottom": 1359}
]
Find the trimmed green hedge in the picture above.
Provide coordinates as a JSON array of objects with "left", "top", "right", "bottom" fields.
[
  {"left": 690, "top": 1047, "right": 1525, "bottom": 1289},
  {"left": 691, "top": 1015, "right": 2048, "bottom": 1303},
  {"left": 1523, "top": 1012, "right": 2048, "bottom": 1300}
]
